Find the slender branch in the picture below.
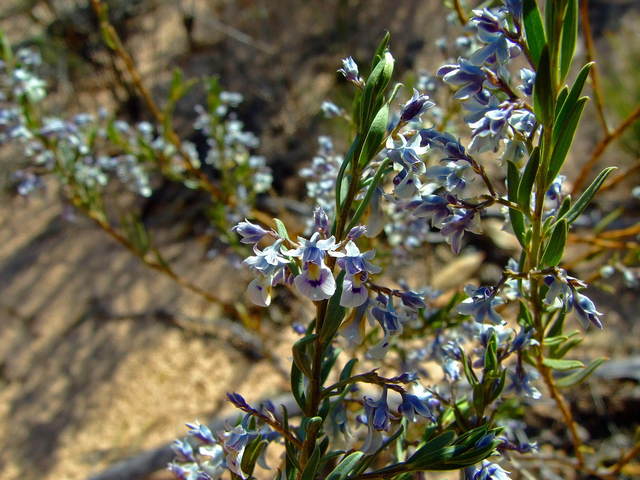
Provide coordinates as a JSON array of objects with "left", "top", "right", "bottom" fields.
[
  {"left": 609, "top": 442, "right": 640, "bottom": 475},
  {"left": 78, "top": 200, "right": 239, "bottom": 316},
  {"left": 579, "top": 0, "right": 609, "bottom": 135},
  {"left": 452, "top": 0, "right": 468, "bottom": 25},
  {"left": 572, "top": 105, "right": 640, "bottom": 194},
  {"left": 536, "top": 357, "right": 586, "bottom": 467},
  {"left": 90, "top": 0, "right": 225, "bottom": 202}
]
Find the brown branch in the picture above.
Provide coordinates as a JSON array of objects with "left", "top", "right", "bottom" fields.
[
  {"left": 536, "top": 358, "right": 586, "bottom": 467},
  {"left": 89, "top": 0, "right": 225, "bottom": 202},
  {"left": 580, "top": 0, "right": 609, "bottom": 135},
  {"left": 609, "top": 442, "right": 640, "bottom": 475},
  {"left": 452, "top": 0, "right": 468, "bottom": 25},
  {"left": 572, "top": 105, "right": 640, "bottom": 194},
  {"left": 78, "top": 201, "right": 239, "bottom": 316}
]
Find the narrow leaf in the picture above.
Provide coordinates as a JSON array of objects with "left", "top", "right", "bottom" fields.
[
  {"left": 359, "top": 104, "right": 389, "bottom": 167},
  {"left": 557, "top": 357, "right": 606, "bottom": 388},
  {"left": 533, "top": 46, "right": 554, "bottom": 125},
  {"left": 326, "top": 452, "right": 364, "bottom": 480},
  {"left": 541, "top": 219, "right": 567, "bottom": 267},
  {"left": 554, "top": 62, "right": 593, "bottom": 141},
  {"left": 559, "top": 0, "right": 578, "bottom": 82},
  {"left": 562, "top": 167, "right": 616, "bottom": 224},
  {"left": 507, "top": 161, "right": 526, "bottom": 247},
  {"left": 523, "top": 0, "right": 546, "bottom": 66},
  {"left": 547, "top": 96, "right": 588, "bottom": 183},
  {"left": 517, "top": 147, "right": 540, "bottom": 211},
  {"left": 542, "top": 357, "right": 585, "bottom": 371}
]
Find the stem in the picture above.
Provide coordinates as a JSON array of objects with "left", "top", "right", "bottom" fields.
[
  {"left": 527, "top": 6, "right": 586, "bottom": 466},
  {"left": 452, "top": 0, "right": 468, "bottom": 25},
  {"left": 579, "top": 0, "right": 609, "bottom": 135},
  {"left": 536, "top": 355, "right": 586, "bottom": 466}
]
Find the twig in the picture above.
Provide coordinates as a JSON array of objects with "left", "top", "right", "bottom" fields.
[
  {"left": 90, "top": 0, "right": 225, "bottom": 202},
  {"left": 452, "top": 0, "right": 468, "bottom": 25},
  {"left": 609, "top": 442, "right": 640, "bottom": 475},
  {"left": 536, "top": 358, "right": 586, "bottom": 467},
  {"left": 572, "top": 105, "right": 640, "bottom": 194},
  {"left": 579, "top": 0, "right": 609, "bottom": 135}
]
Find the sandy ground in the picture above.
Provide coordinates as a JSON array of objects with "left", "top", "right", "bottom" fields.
[{"left": 0, "top": 189, "right": 293, "bottom": 480}]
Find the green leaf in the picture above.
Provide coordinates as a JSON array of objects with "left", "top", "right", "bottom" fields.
[
  {"left": 0, "top": 30, "right": 13, "bottom": 65},
  {"left": 547, "top": 96, "right": 588, "bottom": 183},
  {"left": 300, "top": 445, "right": 322, "bottom": 480},
  {"left": 326, "top": 452, "right": 364, "bottom": 480},
  {"left": 562, "top": 167, "right": 616, "bottom": 224},
  {"left": 321, "top": 346, "right": 342, "bottom": 384},
  {"left": 290, "top": 362, "right": 306, "bottom": 410},
  {"left": 542, "top": 357, "right": 585, "bottom": 371},
  {"left": 241, "top": 438, "right": 268, "bottom": 477},
  {"left": 556, "top": 85, "right": 569, "bottom": 115},
  {"left": 359, "top": 104, "right": 388, "bottom": 167},
  {"left": 274, "top": 218, "right": 290, "bottom": 241},
  {"left": 506, "top": 161, "right": 526, "bottom": 247},
  {"left": 347, "top": 158, "right": 391, "bottom": 232},
  {"left": 360, "top": 51, "right": 394, "bottom": 129},
  {"left": 518, "top": 147, "right": 540, "bottom": 212},
  {"left": 533, "top": 46, "right": 554, "bottom": 125},
  {"left": 551, "top": 336, "right": 583, "bottom": 358},
  {"left": 557, "top": 357, "right": 606, "bottom": 388},
  {"left": 369, "top": 31, "right": 391, "bottom": 73},
  {"left": 556, "top": 196, "right": 572, "bottom": 219},
  {"left": 559, "top": 0, "right": 578, "bottom": 82},
  {"left": 523, "top": 0, "right": 546, "bottom": 67},
  {"left": 541, "top": 219, "right": 567, "bottom": 267},
  {"left": 319, "top": 271, "right": 347, "bottom": 345},
  {"left": 554, "top": 62, "right": 593, "bottom": 142},
  {"left": 292, "top": 334, "right": 317, "bottom": 378}
]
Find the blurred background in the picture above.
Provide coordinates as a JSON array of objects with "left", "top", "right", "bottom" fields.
[{"left": 1, "top": 1, "right": 639, "bottom": 479}]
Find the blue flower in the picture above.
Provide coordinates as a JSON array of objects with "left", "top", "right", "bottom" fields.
[
  {"left": 243, "top": 240, "right": 289, "bottom": 276},
  {"left": 507, "top": 362, "right": 541, "bottom": 400},
  {"left": 294, "top": 261, "right": 336, "bottom": 301},
  {"left": 408, "top": 194, "right": 451, "bottom": 227},
  {"left": 172, "top": 439, "right": 196, "bottom": 462},
  {"left": 400, "top": 88, "right": 435, "bottom": 123},
  {"left": 340, "top": 271, "right": 370, "bottom": 308},
  {"left": 313, "top": 206, "right": 329, "bottom": 234},
  {"left": 438, "top": 58, "right": 487, "bottom": 100},
  {"left": 399, "top": 392, "right": 434, "bottom": 422},
  {"left": 386, "top": 133, "right": 427, "bottom": 173},
  {"left": 466, "top": 460, "right": 511, "bottom": 480},
  {"left": 338, "top": 56, "right": 363, "bottom": 86},
  {"left": 286, "top": 232, "right": 336, "bottom": 265},
  {"left": 400, "top": 290, "right": 426, "bottom": 310},
  {"left": 186, "top": 421, "right": 216, "bottom": 445},
  {"left": 339, "top": 299, "right": 369, "bottom": 347},
  {"left": 332, "top": 240, "right": 382, "bottom": 276},
  {"left": 572, "top": 291, "right": 603, "bottom": 329},
  {"left": 232, "top": 219, "right": 270, "bottom": 244},
  {"left": 362, "top": 387, "right": 391, "bottom": 453},
  {"left": 347, "top": 225, "right": 367, "bottom": 240},
  {"left": 321, "top": 100, "right": 344, "bottom": 118},
  {"left": 457, "top": 285, "right": 504, "bottom": 324},
  {"left": 518, "top": 68, "right": 535, "bottom": 96},
  {"left": 440, "top": 210, "right": 482, "bottom": 254}
]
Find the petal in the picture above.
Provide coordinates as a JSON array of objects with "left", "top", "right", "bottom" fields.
[{"left": 246, "top": 277, "right": 272, "bottom": 307}]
